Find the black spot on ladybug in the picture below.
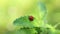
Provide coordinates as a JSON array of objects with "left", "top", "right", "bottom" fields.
[{"left": 29, "top": 16, "right": 34, "bottom": 21}]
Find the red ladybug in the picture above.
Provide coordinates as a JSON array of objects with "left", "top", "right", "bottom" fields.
[{"left": 29, "top": 16, "right": 34, "bottom": 21}]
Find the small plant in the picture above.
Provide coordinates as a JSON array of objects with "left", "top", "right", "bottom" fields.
[{"left": 6, "top": 16, "right": 59, "bottom": 34}]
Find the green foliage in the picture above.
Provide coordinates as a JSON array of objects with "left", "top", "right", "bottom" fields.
[
  {"left": 13, "top": 16, "right": 40, "bottom": 28},
  {"left": 13, "top": 16, "right": 60, "bottom": 34}
]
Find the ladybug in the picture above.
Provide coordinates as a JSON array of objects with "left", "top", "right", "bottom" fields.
[{"left": 29, "top": 16, "right": 34, "bottom": 21}]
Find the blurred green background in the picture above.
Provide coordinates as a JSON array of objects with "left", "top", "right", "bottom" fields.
[{"left": 0, "top": 0, "right": 60, "bottom": 34}]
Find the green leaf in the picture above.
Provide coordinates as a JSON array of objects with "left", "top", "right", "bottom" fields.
[{"left": 13, "top": 16, "right": 40, "bottom": 28}]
